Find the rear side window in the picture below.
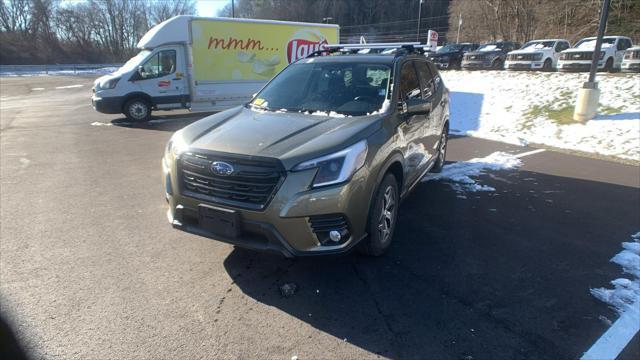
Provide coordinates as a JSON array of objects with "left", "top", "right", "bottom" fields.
[
  {"left": 399, "top": 61, "right": 421, "bottom": 101},
  {"left": 415, "top": 61, "right": 434, "bottom": 98}
]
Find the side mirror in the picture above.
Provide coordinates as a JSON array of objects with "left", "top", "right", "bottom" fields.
[{"left": 398, "top": 101, "right": 408, "bottom": 115}]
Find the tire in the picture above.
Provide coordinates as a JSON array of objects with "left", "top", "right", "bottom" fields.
[
  {"left": 359, "top": 174, "right": 399, "bottom": 256},
  {"left": 492, "top": 59, "right": 504, "bottom": 70},
  {"left": 431, "top": 124, "right": 448, "bottom": 173},
  {"left": 124, "top": 98, "right": 151, "bottom": 122},
  {"left": 604, "top": 57, "right": 614, "bottom": 73},
  {"left": 543, "top": 58, "right": 553, "bottom": 72}
]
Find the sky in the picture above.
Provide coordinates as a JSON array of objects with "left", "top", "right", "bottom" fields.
[{"left": 196, "top": 0, "right": 231, "bottom": 17}]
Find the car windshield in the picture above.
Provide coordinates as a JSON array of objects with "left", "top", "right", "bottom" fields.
[
  {"left": 478, "top": 44, "right": 500, "bottom": 51},
  {"left": 116, "top": 50, "right": 151, "bottom": 74},
  {"left": 438, "top": 44, "right": 464, "bottom": 53},
  {"left": 574, "top": 38, "right": 616, "bottom": 49},
  {"left": 521, "top": 41, "right": 555, "bottom": 50},
  {"left": 249, "top": 62, "right": 392, "bottom": 116}
]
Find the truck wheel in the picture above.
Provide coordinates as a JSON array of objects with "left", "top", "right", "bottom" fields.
[
  {"left": 359, "top": 174, "right": 399, "bottom": 257},
  {"left": 492, "top": 59, "right": 504, "bottom": 70},
  {"left": 543, "top": 58, "right": 553, "bottom": 71},
  {"left": 124, "top": 98, "right": 151, "bottom": 122},
  {"left": 604, "top": 57, "right": 614, "bottom": 73},
  {"left": 431, "top": 124, "right": 448, "bottom": 173}
]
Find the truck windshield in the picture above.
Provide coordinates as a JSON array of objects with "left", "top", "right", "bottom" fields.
[
  {"left": 478, "top": 44, "right": 500, "bottom": 51},
  {"left": 116, "top": 50, "right": 151, "bottom": 74},
  {"left": 521, "top": 41, "right": 555, "bottom": 50},
  {"left": 249, "top": 62, "right": 392, "bottom": 116},
  {"left": 574, "top": 38, "right": 616, "bottom": 49}
]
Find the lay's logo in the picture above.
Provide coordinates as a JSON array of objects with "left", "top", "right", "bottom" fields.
[{"left": 286, "top": 29, "right": 329, "bottom": 63}]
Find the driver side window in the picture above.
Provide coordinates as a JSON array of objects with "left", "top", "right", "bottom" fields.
[
  {"left": 399, "top": 61, "right": 421, "bottom": 101},
  {"left": 140, "top": 50, "right": 176, "bottom": 79}
]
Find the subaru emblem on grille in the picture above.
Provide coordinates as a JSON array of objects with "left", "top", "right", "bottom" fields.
[{"left": 210, "top": 161, "right": 234, "bottom": 176}]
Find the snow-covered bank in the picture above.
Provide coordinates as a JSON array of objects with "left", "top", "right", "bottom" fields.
[
  {"left": 441, "top": 71, "right": 640, "bottom": 161},
  {"left": 1, "top": 66, "right": 120, "bottom": 77},
  {"left": 423, "top": 151, "right": 523, "bottom": 193}
]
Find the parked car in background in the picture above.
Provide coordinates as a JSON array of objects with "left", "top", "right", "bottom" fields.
[
  {"left": 428, "top": 43, "right": 479, "bottom": 70},
  {"left": 621, "top": 46, "right": 640, "bottom": 72},
  {"left": 461, "top": 41, "right": 520, "bottom": 70},
  {"left": 557, "top": 36, "right": 633, "bottom": 72},
  {"left": 163, "top": 46, "right": 450, "bottom": 257},
  {"left": 505, "top": 39, "right": 571, "bottom": 71}
]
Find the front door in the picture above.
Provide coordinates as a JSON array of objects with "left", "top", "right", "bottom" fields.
[{"left": 135, "top": 47, "right": 188, "bottom": 107}]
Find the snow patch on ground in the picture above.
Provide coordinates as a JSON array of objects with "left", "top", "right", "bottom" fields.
[
  {"left": 1, "top": 67, "right": 120, "bottom": 77},
  {"left": 423, "top": 151, "right": 522, "bottom": 192},
  {"left": 441, "top": 71, "right": 640, "bottom": 161},
  {"left": 55, "top": 84, "right": 84, "bottom": 89},
  {"left": 90, "top": 122, "right": 112, "bottom": 126},
  {"left": 591, "top": 232, "right": 640, "bottom": 314}
]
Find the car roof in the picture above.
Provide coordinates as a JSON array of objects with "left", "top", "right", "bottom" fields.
[
  {"left": 525, "top": 39, "right": 568, "bottom": 42},
  {"left": 296, "top": 53, "right": 415, "bottom": 65},
  {"left": 580, "top": 36, "right": 630, "bottom": 40}
]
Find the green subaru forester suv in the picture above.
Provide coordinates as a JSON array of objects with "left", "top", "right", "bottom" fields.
[{"left": 163, "top": 46, "right": 450, "bottom": 257}]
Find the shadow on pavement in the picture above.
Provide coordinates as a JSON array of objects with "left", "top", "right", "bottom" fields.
[
  {"left": 110, "top": 111, "right": 217, "bottom": 132},
  {"left": 449, "top": 91, "right": 483, "bottom": 134},
  {"left": 223, "top": 169, "right": 640, "bottom": 359}
]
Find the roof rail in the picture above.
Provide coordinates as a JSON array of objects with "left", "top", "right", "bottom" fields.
[{"left": 305, "top": 42, "right": 425, "bottom": 59}]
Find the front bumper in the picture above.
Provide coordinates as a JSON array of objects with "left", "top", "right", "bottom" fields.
[
  {"left": 621, "top": 61, "right": 640, "bottom": 72},
  {"left": 163, "top": 156, "right": 373, "bottom": 257},
  {"left": 557, "top": 61, "right": 605, "bottom": 72},
  {"left": 92, "top": 95, "right": 123, "bottom": 114},
  {"left": 505, "top": 61, "right": 545, "bottom": 70}
]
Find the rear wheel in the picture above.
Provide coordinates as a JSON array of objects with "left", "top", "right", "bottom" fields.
[
  {"left": 543, "top": 58, "right": 553, "bottom": 71},
  {"left": 359, "top": 174, "right": 399, "bottom": 256},
  {"left": 431, "top": 124, "right": 448, "bottom": 173},
  {"left": 124, "top": 98, "right": 151, "bottom": 122}
]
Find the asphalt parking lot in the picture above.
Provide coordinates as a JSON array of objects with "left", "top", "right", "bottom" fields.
[{"left": 1, "top": 75, "right": 638, "bottom": 359}]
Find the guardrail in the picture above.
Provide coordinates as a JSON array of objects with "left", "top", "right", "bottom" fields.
[{"left": 0, "top": 63, "right": 123, "bottom": 75}]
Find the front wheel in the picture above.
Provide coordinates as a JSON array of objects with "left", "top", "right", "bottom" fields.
[
  {"left": 604, "top": 57, "right": 614, "bottom": 73},
  {"left": 124, "top": 98, "right": 151, "bottom": 122},
  {"left": 492, "top": 59, "right": 504, "bottom": 70},
  {"left": 543, "top": 58, "right": 553, "bottom": 72},
  {"left": 359, "top": 174, "right": 399, "bottom": 256}
]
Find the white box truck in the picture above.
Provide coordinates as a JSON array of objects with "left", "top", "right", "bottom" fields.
[{"left": 91, "top": 16, "right": 339, "bottom": 121}]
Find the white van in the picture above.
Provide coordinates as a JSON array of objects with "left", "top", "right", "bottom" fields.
[
  {"left": 557, "top": 35, "right": 633, "bottom": 72},
  {"left": 91, "top": 16, "right": 339, "bottom": 121}
]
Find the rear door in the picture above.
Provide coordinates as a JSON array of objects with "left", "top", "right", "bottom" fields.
[
  {"left": 415, "top": 60, "right": 443, "bottom": 158},
  {"left": 135, "top": 47, "right": 189, "bottom": 108},
  {"left": 397, "top": 60, "right": 431, "bottom": 184}
]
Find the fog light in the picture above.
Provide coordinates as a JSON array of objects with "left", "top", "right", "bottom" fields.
[{"left": 329, "top": 230, "right": 341, "bottom": 242}]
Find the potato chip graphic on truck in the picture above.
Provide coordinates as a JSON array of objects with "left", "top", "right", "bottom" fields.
[{"left": 90, "top": 15, "right": 339, "bottom": 120}]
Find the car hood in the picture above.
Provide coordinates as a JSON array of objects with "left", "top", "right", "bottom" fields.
[
  {"left": 509, "top": 49, "right": 547, "bottom": 55},
  {"left": 93, "top": 74, "right": 119, "bottom": 88},
  {"left": 563, "top": 48, "right": 594, "bottom": 53},
  {"left": 180, "top": 106, "right": 384, "bottom": 169}
]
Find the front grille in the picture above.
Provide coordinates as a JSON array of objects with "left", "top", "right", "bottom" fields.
[
  {"left": 465, "top": 54, "right": 485, "bottom": 61},
  {"left": 624, "top": 50, "right": 640, "bottom": 60},
  {"left": 508, "top": 53, "right": 536, "bottom": 61},
  {"left": 309, "top": 214, "right": 350, "bottom": 245},
  {"left": 562, "top": 51, "right": 593, "bottom": 60},
  {"left": 180, "top": 152, "right": 284, "bottom": 210}
]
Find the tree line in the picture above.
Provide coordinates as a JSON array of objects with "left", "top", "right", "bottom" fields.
[
  {"left": 446, "top": 0, "right": 639, "bottom": 44},
  {"left": 1, "top": 0, "right": 638, "bottom": 65},
  {"left": 0, "top": 0, "right": 195, "bottom": 64}
]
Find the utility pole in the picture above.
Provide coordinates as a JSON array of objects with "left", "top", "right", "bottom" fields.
[
  {"left": 573, "top": 0, "right": 610, "bottom": 122},
  {"left": 232, "top": 0, "right": 235, "bottom": 18},
  {"left": 416, "top": 0, "right": 423, "bottom": 42},
  {"left": 456, "top": 13, "right": 462, "bottom": 43}
]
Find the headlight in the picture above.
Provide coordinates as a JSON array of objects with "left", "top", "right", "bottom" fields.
[
  {"left": 293, "top": 140, "right": 368, "bottom": 188},
  {"left": 533, "top": 53, "right": 543, "bottom": 61},
  {"left": 165, "top": 130, "right": 189, "bottom": 158},
  {"left": 99, "top": 77, "right": 120, "bottom": 90}
]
